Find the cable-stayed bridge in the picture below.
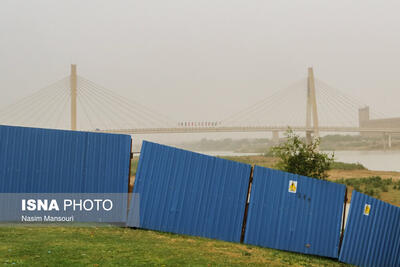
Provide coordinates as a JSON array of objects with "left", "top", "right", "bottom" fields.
[{"left": 0, "top": 65, "right": 399, "bottom": 147}]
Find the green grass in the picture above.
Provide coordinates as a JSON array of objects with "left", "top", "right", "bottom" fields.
[
  {"left": 0, "top": 226, "right": 350, "bottom": 266},
  {"left": 334, "top": 176, "right": 399, "bottom": 199}
]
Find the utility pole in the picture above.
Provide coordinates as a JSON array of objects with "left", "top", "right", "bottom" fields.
[
  {"left": 306, "top": 67, "right": 319, "bottom": 144},
  {"left": 70, "top": 64, "right": 77, "bottom": 131}
]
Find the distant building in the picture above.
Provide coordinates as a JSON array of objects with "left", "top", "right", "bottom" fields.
[{"left": 359, "top": 106, "right": 400, "bottom": 135}]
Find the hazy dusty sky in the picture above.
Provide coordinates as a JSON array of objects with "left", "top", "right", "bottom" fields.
[{"left": 1, "top": 0, "right": 400, "bottom": 123}]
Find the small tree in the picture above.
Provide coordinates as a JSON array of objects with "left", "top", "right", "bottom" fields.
[{"left": 271, "top": 130, "right": 334, "bottom": 180}]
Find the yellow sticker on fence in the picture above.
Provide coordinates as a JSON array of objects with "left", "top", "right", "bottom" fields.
[
  {"left": 364, "top": 204, "right": 371, "bottom": 216},
  {"left": 289, "top": 180, "right": 297, "bottom": 193}
]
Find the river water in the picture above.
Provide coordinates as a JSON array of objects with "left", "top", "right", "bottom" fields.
[{"left": 199, "top": 150, "right": 400, "bottom": 172}]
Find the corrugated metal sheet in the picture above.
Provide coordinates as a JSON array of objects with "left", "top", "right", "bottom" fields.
[
  {"left": 339, "top": 191, "right": 400, "bottom": 267},
  {"left": 127, "top": 141, "right": 252, "bottom": 243},
  {"left": 0, "top": 125, "right": 131, "bottom": 193},
  {"left": 244, "top": 166, "right": 346, "bottom": 258}
]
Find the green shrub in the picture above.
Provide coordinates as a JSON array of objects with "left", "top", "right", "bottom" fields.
[
  {"left": 271, "top": 130, "right": 334, "bottom": 180},
  {"left": 334, "top": 176, "right": 393, "bottom": 199},
  {"left": 331, "top": 161, "right": 367, "bottom": 170}
]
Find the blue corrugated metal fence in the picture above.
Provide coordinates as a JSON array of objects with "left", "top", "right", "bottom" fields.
[
  {"left": 0, "top": 125, "right": 131, "bottom": 193},
  {"left": 339, "top": 191, "right": 400, "bottom": 267},
  {"left": 244, "top": 166, "right": 346, "bottom": 258},
  {"left": 127, "top": 141, "right": 252, "bottom": 242}
]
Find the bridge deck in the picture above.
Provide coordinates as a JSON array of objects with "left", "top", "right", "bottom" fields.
[{"left": 99, "top": 126, "right": 400, "bottom": 134}]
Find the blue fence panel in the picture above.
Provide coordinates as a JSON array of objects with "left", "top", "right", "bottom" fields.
[
  {"left": 0, "top": 125, "right": 131, "bottom": 193},
  {"left": 339, "top": 191, "right": 400, "bottom": 267},
  {"left": 244, "top": 166, "right": 346, "bottom": 258},
  {"left": 127, "top": 141, "right": 251, "bottom": 243}
]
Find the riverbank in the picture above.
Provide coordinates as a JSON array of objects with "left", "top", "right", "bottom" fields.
[
  {"left": 191, "top": 150, "right": 400, "bottom": 172},
  {"left": 175, "top": 135, "right": 400, "bottom": 153},
  {"left": 220, "top": 155, "right": 400, "bottom": 179}
]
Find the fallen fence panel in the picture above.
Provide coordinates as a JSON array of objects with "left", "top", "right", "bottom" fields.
[
  {"left": 127, "top": 141, "right": 251, "bottom": 243},
  {"left": 244, "top": 166, "right": 346, "bottom": 258},
  {"left": 339, "top": 191, "right": 400, "bottom": 267}
]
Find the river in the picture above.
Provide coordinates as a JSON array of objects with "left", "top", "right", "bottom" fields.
[{"left": 198, "top": 150, "right": 400, "bottom": 172}]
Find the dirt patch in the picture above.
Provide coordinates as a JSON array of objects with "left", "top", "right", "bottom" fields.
[{"left": 328, "top": 169, "right": 400, "bottom": 180}]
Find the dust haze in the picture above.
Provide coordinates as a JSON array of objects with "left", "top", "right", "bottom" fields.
[{"left": 1, "top": 0, "right": 400, "bottom": 144}]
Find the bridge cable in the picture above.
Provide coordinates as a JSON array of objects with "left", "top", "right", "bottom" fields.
[
  {"left": 78, "top": 76, "right": 176, "bottom": 128},
  {"left": 78, "top": 82, "right": 154, "bottom": 129},
  {"left": 0, "top": 77, "right": 69, "bottom": 126},
  {"left": 78, "top": 80, "right": 163, "bottom": 128},
  {"left": 221, "top": 79, "right": 306, "bottom": 125},
  {"left": 79, "top": 78, "right": 171, "bottom": 128},
  {"left": 77, "top": 86, "right": 111, "bottom": 130},
  {"left": 27, "top": 84, "right": 69, "bottom": 128},
  {"left": 0, "top": 80, "right": 69, "bottom": 127}
]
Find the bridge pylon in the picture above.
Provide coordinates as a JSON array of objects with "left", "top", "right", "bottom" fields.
[
  {"left": 306, "top": 67, "right": 319, "bottom": 145},
  {"left": 70, "top": 64, "right": 77, "bottom": 130}
]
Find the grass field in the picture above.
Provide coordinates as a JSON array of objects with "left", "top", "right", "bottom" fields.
[{"left": 0, "top": 226, "right": 350, "bottom": 266}]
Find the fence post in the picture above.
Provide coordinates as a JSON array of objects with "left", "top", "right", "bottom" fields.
[
  {"left": 338, "top": 187, "right": 348, "bottom": 254},
  {"left": 126, "top": 139, "right": 133, "bottom": 222},
  {"left": 240, "top": 166, "right": 254, "bottom": 243},
  {"left": 128, "top": 139, "right": 133, "bottom": 193}
]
